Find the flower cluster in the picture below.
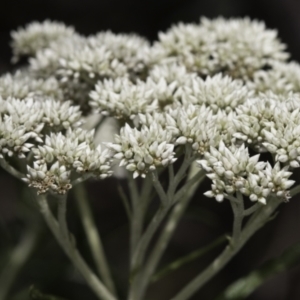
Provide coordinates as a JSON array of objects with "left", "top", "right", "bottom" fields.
[
  {"left": 2, "top": 18, "right": 300, "bottom": 202},
  {"left": 24, "top": 128, "right": 113, "bottom": 194},
  {"left": 11, "top": 20, "right": 75, "bottom": 62},
  {"left": 248, "top": 61, "right": 300, "bottom": 96},
  {"left": 90, "top": 77, "right": 158, "bottom": 120},
  {"left": 0, "top": 96, "right": 82, "bottom": 158},
  {"left": 154, "top": 17, "right": 288, "bottom": 80},
  {"left": 90, "top": 31, "right": 151, "bottom": 76},
  {"left": 164, "top": 104, "right": 235, "bottom": 155},
  {"left": 21, "top": 25, "right": 152, "bottom": 112},
  {"left": 178, "top": 74, "right": 251, "bottom": 113},
  {"left": 233, "top": 93, "right": 300, "bottom": 152},
  {"left": 198, "top": 142, "right": 294, "bottom": 204},
  {"left": 108, "top": 123, "right": 176, "bottom": 178},
  {"left": 0, "top": 70, "right": 63, "bottom": 100}
]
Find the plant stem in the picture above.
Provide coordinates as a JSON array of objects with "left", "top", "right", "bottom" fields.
[
  {"left": 231, "top": 192, "right": 244, "bottom": 241},
  {"left": 73, "top": 183, "right": 117, "bottom": 296},
  {"left": 290, "top": 184, "right": 300, "bottom": 197},
  {"left": 168, "top": 145, "right": 194, "bottom": 199},
  {"left": 37, "top": 194, "right": 117, "bottom": 300},
  {"left": 128, "top": 175, "right": 141, "bottom": 255},
  {"left": 170, "top": 197, "right": 283, "bottom": 300},
  {"left": 152, "top": 234, "right": 227, "bottom": 283},
  {"left": 71, "top": 174, "right": 92, "bottom": 186},
  {"left": 0, "top": 158, "right": 24, "bottom": 180},
  {"left": 128, "top": 149, "right": 205, "bottom": 300},
  {"left": 152, "top": 171, "right": 169, "bottom": 205},
  {"left": 0, "top": 227, "right": 39, "bottom": 300},
  {"left": 130, "top": 204, "right": 171, "bottom": 274},
  {"left": 117, "top": 184, "right": 132, "bottom": 219},
  {"left": 243, "top": 202, "right": 261, "bottom": 216},
  {"left": 57, "top": 195, "right": 69, "bottom": 240}
]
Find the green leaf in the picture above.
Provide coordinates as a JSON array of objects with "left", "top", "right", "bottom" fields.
[
  {"left": 216, "top": 242, "right": 300, "bottom": 300},
  {"left": 152, "top": 235, "right": 227, "bottom": 282}
]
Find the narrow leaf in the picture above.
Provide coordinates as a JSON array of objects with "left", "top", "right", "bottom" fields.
[
  {"left": 152, "top": 235, "right": 227, "bottom": 282},
  {"left": 217, "top": 242, "right": 300, "bottom": 300}
]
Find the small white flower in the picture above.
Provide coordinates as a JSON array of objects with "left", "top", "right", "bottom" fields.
[
  {"left": 154, "top": 17, "right": 288, "bottom": 80},
  {"left": 11, "top": 20, "right": 75, "bottom": 61},
  {"left": 108, "top": 123, "right": 176, "bottom": 178}
]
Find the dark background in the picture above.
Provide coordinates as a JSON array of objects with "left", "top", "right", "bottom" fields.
[{"left": 1, "top": 0, "right": 300, "bottom": 299}]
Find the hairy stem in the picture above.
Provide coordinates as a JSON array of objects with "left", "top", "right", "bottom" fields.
[
  {"left": 170, "top": 197, "right": 283, "bottom": 300},
  {"left": 37, "top": 194, "right": 117, "bottom": 300},
  {"left": 130, "top": 204, "right": 171, "bottom": 275},
  {"left": 230, "top": 192, "right": 244, "bottom": 241},
  {"left": 0, "top": 158, "right": 24, "bottom": 180},
  {"left": 129, "top": 170, "right": 205, "bottom": 300},
  {"left": 128, "top": 175, "right": 141, "bottom": 255},
  {"left": 73, "top": 183, "right": 117, "bottom": 296}
]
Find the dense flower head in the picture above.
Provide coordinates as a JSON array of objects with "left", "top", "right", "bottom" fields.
[
  {"left": 178, "top": 74, "right": 251, "bottom": 113},
  {"left": 198, "top": 141, "right": 294, "bottom": 204},
  {"left": 248, "top": 61, "right": 300, "bottom": 96},
  {"left": 108, "top": 123, "right": 176, "bottom": 178},
  {"left": 11, "top": 20, "right": 75, "bottom": 62},
  {"left": 90, "top": 31, "right": 151, "bottom": 77},
  {"left": 25, "top": 128, "right": 113, "bottom": 194},
  {"left": 0, "top": 70, "right": 63, "bottom": 100},
  {"left": 262, "top": 109, "right": 300, "bottom": 168},
  {"left": 154, "top": 17, "right": 288, "bottom": 80},
  {"left": 89, "top": 77, "right": 158, "bottom": 120},
  {"left": 0, "top": 96, "right": 82, "bottom": 158},
  {"left": 2, "top": 18, "right": 300, "bottom": 200},
  {"left": 165, "top": 104, "right": 225, "bottom": 155},
  {"left": 233, "top": 94, "right": 300, "bottom": 152}
]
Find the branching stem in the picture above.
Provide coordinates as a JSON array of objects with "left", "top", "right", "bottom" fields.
[
  {"left": 73, "top": 183, "right": 117, "bottom": 295},
  {"left": 170, "top": 197, "right": 283, "bottom": 300},
  {"left": 37, "top": 194, "right": 117, "bottom": 300}
]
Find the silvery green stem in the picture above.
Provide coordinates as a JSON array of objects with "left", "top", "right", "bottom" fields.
[
  {"left": 130, "top": 204, "right": 171, "bottom": 275},
  {"left": 0, "top": 158, "right": 24, "bottom": 180},
  {"left": 152, "top": 170, "right": 169, "bottom": 205},
  {"left": 37, "top": 194, "right": 117, "bottom": 300},
  {"left": 243, "top": 202, "right": 261, "bottom": 216},
  {"left": 58, "top": 195, "right": 69, "bottom": 241},
  {"left": 0, "top": 227, "right": 38, "bottom": 300},
  {"left": 170, "top": 197, "right": 283, "bottom": 300},
  {"left": 129, "top": 170, "right": 205, "bottom": 300},
  {"left": 230, "top": 192, "right": 244, "bottom": 241},
  {"left": 73, "top": 183, "right": 117, "bottom": 296},
  {"left": 290, "top": 184, "right": 300, "bottom": 197},
  {"left": 128, "top": 175, "right": 141, "bottom": 255}
]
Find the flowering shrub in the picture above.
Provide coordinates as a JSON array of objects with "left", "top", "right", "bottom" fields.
[{"left": 1, "top": 18, "right": 300, "bottom": 300}]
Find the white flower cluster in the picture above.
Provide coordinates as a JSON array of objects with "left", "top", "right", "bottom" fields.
[
  {"left": 24, "top": 128, "right": 113, "bottom": 194},
  {"left": 89, "top": 63, "right": 195, "bottom": 118},
  {"left": 90, "top": 77, "right": 158, "bottom": 120},
  {"left": 178, "top": 74, "right": 251, "bottom": 113},
  {"left": 11, "top": 20, "right": 75, "bottom": 62},
  {"left": 165, "top": 104, "right": 235, "bottom": 154},
  {"left": 3, "top": 18, "right": 300, "bottom": 202},
  {"left": 15, "top": 24, "right": 152, "bottom": 112},
  {"left": 90, "top": 31, "right": 151, "bottom": 76},
  {"left": 0, "top": 97, "right": 82, "bottom": 158},
  {"left": 108, "top": 123, "right": 176, "bottom": 178},
  {"left": 248, "top": 61, "right": 300, "bottom": 96},
  {"left": 262, "top": 107, "right": 300, "bottom": 168},
  {"left": 0, "top": 70, "right": 63, "bottom": 100},
  {"left": 154, "top": 17, "right": 288, "bottom": 80},
  {"left": 233, "top": 93, "right": 300, "bottom": 152},
  {"left": 198, "top": 142, "right": 294, "bottom": 204}
]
